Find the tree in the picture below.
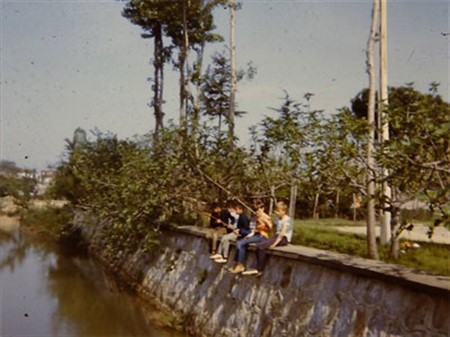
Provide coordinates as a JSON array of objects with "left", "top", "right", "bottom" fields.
[
  {"left": 257, "top": 92, "right": 323, "bottom": 219},
  {"left": 377, "top": 84, "right": 450, "bottom": 258},
  {"left": 122, "top": 0, "right": 172, "bottom": 139},
  {"left": 122, "top": 0, "right": 224, "bottom": 138},
  {"left": 162, "top": 0, "right": 225, "bottom": 128},
  {"left": 200, "top": 52, "right": 250, "bottom": 145},
  {"left": 0, "top": 160, "right": 20, "bottom": 175},
  {"left": 311, "top": 109, "right": 368, "bottom": 219},
  {"left": 0, "top": 161, "right": 36, "bottom": 201}
]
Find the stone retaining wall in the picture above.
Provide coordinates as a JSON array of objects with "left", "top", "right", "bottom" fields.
[{"left": 79, "top": 219, "right": 450, "bottom": 337}]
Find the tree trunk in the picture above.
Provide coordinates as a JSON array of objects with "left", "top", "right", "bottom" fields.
[
  {"left": 269, "top": 185, "right": 275, "bottom": 215},
  {"left": 389, "top": 207, "right": 402, "bottom": 259},
  {"left": 379, "top": 0, "right": 391, "bottom": 246},
  {"left": 289, "top": 182, "right": 297, "bottom": 220},
  {"left": 334, "top": 190, "right": 340, "bottom": 218},
  {"left": 228, "top": 0, "right": 236, "bottom": 150},
  {"left": 365, "top": 0, "right": 380, "bottom": 260},
  {"left": 313, "top": 192, "right": 319, "bottom": 220},
  {"left": 389, "top": 236, "right": 400, "bottom": 259}
]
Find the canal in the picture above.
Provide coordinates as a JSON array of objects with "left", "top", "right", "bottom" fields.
[{"left": 0, "top": 228, "right": 186, "bottom": 337}]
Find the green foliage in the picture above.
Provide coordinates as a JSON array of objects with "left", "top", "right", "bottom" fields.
[
  {"left": 118, "top": 0, "right": 449, "bottom": 263},
  {"left": 0, "top": 168, "right": 36, "bottom": 202},
  {"left": 351, "top": 85, "right": 449, "bottom": 227},
  {"left": 20, "top": 206, "right": 73, "bottom": 241},
  {"left": 200, "top": 51, "right": 256, "bottom": 146},
  {"left": 377, "top": 84, "right": 450, "bottom": 225},
  {"left": 0, "top": 160, "right": 21, "bottom": 175},
  {"left": 52, "top": 82, "right": 448, "bottom": 268}
]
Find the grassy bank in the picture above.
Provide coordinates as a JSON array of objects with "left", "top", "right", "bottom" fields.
[
  {"left": 291, "top": 218, "right": 450, "bottom": 276},
  {"left": 20, "top": 205, "right": 73, "bottom": 242}
]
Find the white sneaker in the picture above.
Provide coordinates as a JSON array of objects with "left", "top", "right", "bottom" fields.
[
  {"left": 215, "top": 257, "right": 228, "bottom": 264},
  {"left": 228, "top": 265, "right": 245, "bottom": 274},
  {"left": 242, "top": 269, "right": 260, "bottom": 276},
  {"left": 210, "top": 254, "right": 222, "bottom": 259}
]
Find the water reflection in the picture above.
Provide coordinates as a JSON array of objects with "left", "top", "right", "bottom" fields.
[{"left": 1, "top": 229, "right": 185, "bottom": 337}]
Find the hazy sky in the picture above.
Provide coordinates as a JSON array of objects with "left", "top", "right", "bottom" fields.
[{"left": 1, "top": 0, "right": 448, "bottom": 170}]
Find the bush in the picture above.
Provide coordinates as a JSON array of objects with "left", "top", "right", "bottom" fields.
[{"left": 20, "top": 206, "right": 73, "bottom": 241}]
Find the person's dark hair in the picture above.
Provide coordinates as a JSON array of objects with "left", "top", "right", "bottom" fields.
[{"left": 235, "top": 204, "right": 244, "bottom": 210}]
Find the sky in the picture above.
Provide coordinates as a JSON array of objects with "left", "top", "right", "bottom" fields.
[{"left": 1, "top": 0, "right": 448, "bottom": 171}]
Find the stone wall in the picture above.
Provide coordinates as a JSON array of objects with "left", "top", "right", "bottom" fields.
[{"left": 79, "top": 219, "right": 450, "bottom": 337}]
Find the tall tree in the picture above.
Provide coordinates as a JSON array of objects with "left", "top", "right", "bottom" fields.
[
  {"left": 122, "top": 0, "right": 171, "bottom": 139},
  {"left": 377, "top": 84, "right": 450, "bottom": 258},
  {"left": 200, "top": 52, "right": 248, "bottom": 145},
  {"left": 258, "top": 93, "right": 323, "bottom": 219},
  {"left": 163, "top": 0, "right": 224, "bottom": 128}
]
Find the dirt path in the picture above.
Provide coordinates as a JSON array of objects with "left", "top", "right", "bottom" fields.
[{"left": 335, "top": 225, "right": 450, "bottom": 245}]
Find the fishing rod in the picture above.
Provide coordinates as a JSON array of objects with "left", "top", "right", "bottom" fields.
[
  {"left": 187, "top": 155, "right": 257, "bottom": 215},
  {"left": 179, "top": 196, "right": 237, "bottom": 230}
]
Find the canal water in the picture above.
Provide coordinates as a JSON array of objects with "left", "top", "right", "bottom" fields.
[{"left": 0, "top": 228, "right": 186, "bottom": 337}]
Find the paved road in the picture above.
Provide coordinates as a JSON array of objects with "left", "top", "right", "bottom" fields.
[{"left": 335, "top": 225, "right": 450, "bottom": 245}]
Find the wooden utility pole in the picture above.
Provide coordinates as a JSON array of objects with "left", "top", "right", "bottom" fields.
[
  {"left": 228, "top": 0, "right": 237, "bottom": 149},
  {"left": 366, "top": 0, "right": 380, "bottom": 260},
  {"left": 379, "top": 0, "right": 392, "bottom": 245}
]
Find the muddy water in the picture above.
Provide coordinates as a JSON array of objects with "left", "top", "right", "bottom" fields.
[{"left": 0, "top": 229, "right": 186, "bottom": 337}]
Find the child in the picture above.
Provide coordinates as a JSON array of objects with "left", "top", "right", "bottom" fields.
[
  {"left": 228, "top": 202, "right": 273, "bottom": 274},
  {"left": 210, "top": 204, "right": 250, "bottom": 263},
  {"left": 207, "top": 203, "right": 235, "bottom": 255},
  {"left": 242, "top": 200, "right": 293, "bottom": 276}
]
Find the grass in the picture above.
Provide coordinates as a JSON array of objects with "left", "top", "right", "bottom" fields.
[
  {"left": 20, "top": 206, "right": 73, "bottom": 241},
  {"left": 291, "top": 218, "right": 450, "bottom": 276}
]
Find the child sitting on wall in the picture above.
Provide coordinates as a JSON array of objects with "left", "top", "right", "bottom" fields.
[
  {"left": 206, "top": 202, "right": 235, "bottom": 255},
  {"left": 210, "top": 204, "right": 250, "bottom": 263},
  {"left": 242, "top": 200, "right": 293, "bottom": 276},
  {"left": 228, "top": 201, "right": 273, "bottom": 274}
]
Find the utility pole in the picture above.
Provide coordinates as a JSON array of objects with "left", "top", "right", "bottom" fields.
[
  {"left": 379, "top": 0, "right": 391, "bottom": 245},
  {"left": 366, "top": 0, "right": 380, "bottom": 260},
  {"left": 229, "top": 0, "right": 237, "bottom": 149}
]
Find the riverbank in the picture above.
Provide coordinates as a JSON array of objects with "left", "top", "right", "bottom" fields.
[{"left": 0, "top": 215, "right": 20, "bottom": 233}]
